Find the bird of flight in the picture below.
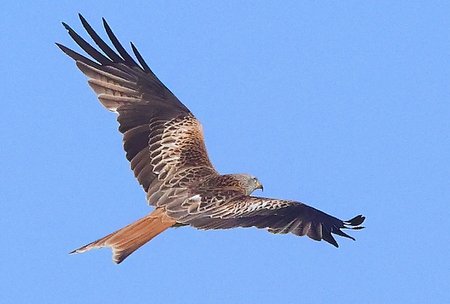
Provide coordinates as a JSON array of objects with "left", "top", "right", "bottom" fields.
[{"left": 57, "top": 15, "right": 365, "bottom": 264}]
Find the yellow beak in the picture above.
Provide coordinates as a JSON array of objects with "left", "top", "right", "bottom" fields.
[{"left": 256, "top": 181, "right": 264, "bottom": 191}]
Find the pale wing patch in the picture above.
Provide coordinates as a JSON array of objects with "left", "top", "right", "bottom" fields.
[{"left": 76, "top": 61, "right": 141, "bottom": 112}]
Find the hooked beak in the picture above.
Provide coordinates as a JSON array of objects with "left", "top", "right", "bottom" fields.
[{"left": 256, "top": 181, "right": 264, "bottom": 192}]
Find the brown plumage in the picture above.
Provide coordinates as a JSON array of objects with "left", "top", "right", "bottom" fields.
[{"left": 58, "top": 14, "right": 365, "bottom": 264}]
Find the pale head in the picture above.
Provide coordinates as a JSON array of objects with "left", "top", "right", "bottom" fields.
[{"left": 231, "top": 174, "right": 264, "bottom": 195}]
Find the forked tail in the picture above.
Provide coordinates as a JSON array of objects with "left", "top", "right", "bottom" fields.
[{"left": 71, "top": 208, "right": 176, "bottom": 264}]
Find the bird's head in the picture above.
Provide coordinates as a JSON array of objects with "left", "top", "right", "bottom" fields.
[{"left": 233, "top": 174, "right": 264, "bottom": 195}]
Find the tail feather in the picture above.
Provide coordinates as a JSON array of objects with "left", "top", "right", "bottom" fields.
[{"left": 71, "top": 208, "right": 176, "bottom": 264}]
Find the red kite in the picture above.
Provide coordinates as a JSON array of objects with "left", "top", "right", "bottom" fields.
[{"left": 57, "top": 15, "right": 365, "bottom": 264}]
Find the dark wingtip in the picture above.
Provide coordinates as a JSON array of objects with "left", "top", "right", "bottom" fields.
[
  {"left": 55, "top": 42, "right": 70, "bottom": 54},
  {"left": 102, "top": 17, "right": 109, "bottom": 28},
  {"left": 345, "top": 215, "right": 365, "bottom": 227},
  {"left": 322, "top": 233, "right": 339, "bottom": 248},
  {"left": 61, "top": 21, "right": 71, "bottom": 31},
  {"left": 130, "top": 42, "right": 152, "bottom": 73},
  {"left": 333, "top": 228, "right": 356, "bottom": 241},
  {"left": 101, "top": 17, "right": 139, "bottom": 66},
  {"left": 78, "top": 13, "right": 88, "bottom": 25}
]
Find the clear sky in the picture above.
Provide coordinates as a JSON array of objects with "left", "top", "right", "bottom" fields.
[{"left": 1, "top": 1, "right": 449, "bottom": 303}]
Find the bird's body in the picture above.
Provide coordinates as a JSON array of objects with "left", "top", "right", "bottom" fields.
[{"left": 58, "top": 15, "right": 365, "bottom": 264}]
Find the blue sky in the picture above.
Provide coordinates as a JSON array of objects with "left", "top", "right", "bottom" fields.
[{"left": 1, "top": 1, "right": 449, "bottom": 303}]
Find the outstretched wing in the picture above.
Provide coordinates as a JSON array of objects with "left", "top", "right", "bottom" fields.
[
  {"left": 172, "top": 191, "right": 365, "bottom": 247},
  {"left": 57, "top": 14, "right": 217, "bottom": 204}
]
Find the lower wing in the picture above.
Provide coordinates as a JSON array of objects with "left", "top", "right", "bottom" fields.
[{"left": 172, "top": 193, "right": 365, "bottom": 247}]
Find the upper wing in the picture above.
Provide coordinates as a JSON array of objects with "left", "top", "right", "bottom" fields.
[
  {"left": 172, "top": 191, "right": 365, "bottom": 247},
  {"left": 57, "top": 15, "right": 217, "bottom": 202}
]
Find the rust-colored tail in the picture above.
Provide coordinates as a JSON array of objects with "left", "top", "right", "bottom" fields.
[{"left": 71, "top": 208, "right": 176, "bottom": 264}]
